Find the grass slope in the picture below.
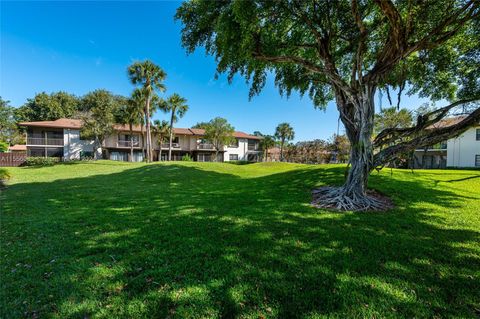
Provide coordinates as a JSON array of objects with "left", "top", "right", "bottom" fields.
[{"left": 1, "top": 161, "right": 479, "bottom": 318}]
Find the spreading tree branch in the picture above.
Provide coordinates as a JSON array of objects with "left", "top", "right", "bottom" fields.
[
  {"left": 366, "top": 0, "right": 479, "bottom": 84},
  {"left": 374, "top": 98, "right": 478, "bottom": 148},
  {"left": 373, "top": 102, "right": 480, "bottom": 167}
]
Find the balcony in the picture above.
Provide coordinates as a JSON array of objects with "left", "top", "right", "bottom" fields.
[
  {"left": 248, "top": 144, "right": 259, "bottom": 151},
  {"left": 161, "top": 143, "right": 180, "bottom": 149},
  {"left": 27, "top": 137, "right": 64, "bottom": 146},
  {"left": 118, "top": 140, "right": 140, "bottom": 148},
  {"left": 197, "top": 143, "right": 215, "bottom": 150}
]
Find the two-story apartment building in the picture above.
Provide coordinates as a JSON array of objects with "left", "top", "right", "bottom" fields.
[
  {"left": 18, "top": 118, "right": 262, "bottom": 162},
  {"left": 413, "top": 117, "right": 480, "bottom": 168}
]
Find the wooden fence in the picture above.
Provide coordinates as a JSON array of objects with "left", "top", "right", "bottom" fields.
[{"left": 0, "top": 153, "right": 27, "bottom": 167}]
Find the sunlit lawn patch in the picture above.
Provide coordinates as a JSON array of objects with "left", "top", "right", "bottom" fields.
[{"left": 1, "top": 161, "right": 479, "bottom": 318}]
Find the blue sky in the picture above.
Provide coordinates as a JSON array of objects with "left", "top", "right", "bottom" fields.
[{"left": 1, "top": 1, "right": 433, "bottom": 141}]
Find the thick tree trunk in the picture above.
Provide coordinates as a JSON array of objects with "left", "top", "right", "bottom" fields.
[
  {"left": 168, "top": 112, "right": 174, "bottom": 161},
  {"left": 313, "top": 86, "right": 388, "bottom": 211},
  {"left": 129, "top": 124, "right": 133, "bottom": 162},
  {"left": 141, "top": 123, "right": 145, "bottom": 161}
]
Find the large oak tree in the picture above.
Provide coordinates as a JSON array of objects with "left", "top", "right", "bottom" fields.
[{"left": 176, "top": 0, "right": 480, "bottom": 211}]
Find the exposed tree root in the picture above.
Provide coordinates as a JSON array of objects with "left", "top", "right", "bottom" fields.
[{"left": 311, "top": 186, "right": 393, "bottom": 212}]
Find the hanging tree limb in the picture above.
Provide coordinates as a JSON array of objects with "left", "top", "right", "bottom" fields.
[
  {"left": 374, "top": 98, "right": 479, "bottom": 148},
  {"left": 373, "top": 103, "right": 480, "bottom": 167}
]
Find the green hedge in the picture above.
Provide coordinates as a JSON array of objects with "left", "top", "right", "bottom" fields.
[{"left": 25, "top": 157, "right": 61, "bottom": 166}]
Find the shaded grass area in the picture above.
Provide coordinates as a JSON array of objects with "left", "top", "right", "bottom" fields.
[{"left": 1, "top": 161, "right": 479, "bottom": 318}]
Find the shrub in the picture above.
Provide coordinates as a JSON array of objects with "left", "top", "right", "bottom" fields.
[
  {"left": 0, "top": 168, "right": 11, "bottom": 188},
  {"left": 0, "top": 141, "right": 9, "bottom": 152},
  {"left": 25, "top": 157, "right": 61, "bottom": 166},
  {"left": 181, "top": 154, "right": 193, "bottom": 161},
  {"left": 0, "top": 168, "right": 11, "bottom": 180}
]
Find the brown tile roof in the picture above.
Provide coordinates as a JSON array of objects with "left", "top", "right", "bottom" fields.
[
  {"left": 174, "top": 128, "right": 194, "bottom": 135},
  {"left": 8, "top": 144, "right": 27, "bottom": 151},
  {"left": 429, "top": 116, "right": 468, "bottom": 129},
  {"left": 233, "top": 131, "right": 262, "bottom": 140},
  {"left": 19, "top": 118, "right": 83, "bottom": 129},
  {"left": 188, "top": 128, "right": 205, "bottom": 135},
  {"left": 18, "top": 118, "right": 262, "bottom": 139}
]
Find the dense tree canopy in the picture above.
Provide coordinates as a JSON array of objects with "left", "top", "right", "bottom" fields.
[
  {"left": 203, "top": 117, "right": 235, "bottom": 161},
  {"left": 0, "top": 97, "right": 24, "bottom": 146},
  {"left": 15, "top": 91, "right": 80, "bottom": 122},
  {"left": 81, "top": 90, "right": 123, "bottom": 159}
]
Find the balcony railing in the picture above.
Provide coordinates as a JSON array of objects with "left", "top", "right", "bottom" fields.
[
  {"left": 118, "top": 140, "right": 140, "bottom": 147},
  {"left": 161, "top": 143, "right": 180, "bottom": 149},
  {"left": 248, "top": 144, "right": 259, "bottom": 151},
  {"left": 416, "top": 142, "right": 447, "bottom": 151},
  {"left": 197, "top": 143, "right": 215, "bottom": 150},
  {"left": 27, "top": 137, "right": 64, "bottom": 146}
]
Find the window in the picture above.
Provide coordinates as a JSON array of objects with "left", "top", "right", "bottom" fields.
[
  {"left": 110, "top": 151, "right": 129, "bottom": 162},
  {"left": 197, "top": 153, "right": 212, "bottom": 162},
  {"left": 248, "top": 140, "right": 258, "bottom": 151},
  {"left": 229, "top": 139, "right": 239, "bottom": 148},
  {"left": 119, "top": 134, "right": 139, "bottom": 143},
  {"left": 46, "top": 147, "right": 63, "bottom": 158},
  {"left": 476, "top": 129, "right": 480, "bottom": 141},
  {"left": 118, "top": 134, "right": 140, "bottom": 147},
  {"left": 28, "top": 147, "right": 45, "bottom": 157},
  {"left": 476, "top": 155, "right": 480, "bottom": 167},
  {"left": 229, "top": 154, "right": 238, "bottom": 161}
]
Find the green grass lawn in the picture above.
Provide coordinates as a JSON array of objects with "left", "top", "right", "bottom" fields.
[{"left": 1, "top": 161, "right": 479, "bottom": 318}]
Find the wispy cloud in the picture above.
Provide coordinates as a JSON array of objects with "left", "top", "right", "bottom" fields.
[{"left": 95, "top": 57, "right": 103, "bottom": 66}]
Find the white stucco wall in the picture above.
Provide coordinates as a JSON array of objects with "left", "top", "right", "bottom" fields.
[
  {"left": 224, "top": 138, "right": 261, "bottom": 161},
  {"left": 447, "top": 126, "right": 480, "bottom": 168},
  {"left": 63, "top": 129, "right": 95, "bottom": 160},
  {"left": 224, "top": 138, "right": 247, "bottom": 161}
]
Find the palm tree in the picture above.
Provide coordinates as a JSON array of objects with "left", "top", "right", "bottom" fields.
[
  {"left": 163, "top": 94, "right": 188, "bottom": 161},
  {"left": 275, "top": 123, "right": 295, "bottom": 161},
  {"left": 129, "top": 89, "right": 148, "bottom": 160},
  {"left": 260, "top": 135, "right": 275, "bottom": 162},
  {"left": 127, "top": 61, "right": 166, "bottom": 162},
  {"left": 152, "top": 119, "right": 170, "bottom": 161},
  {"left": 121, "top": 91, "right": 145, "bottom": 162}
]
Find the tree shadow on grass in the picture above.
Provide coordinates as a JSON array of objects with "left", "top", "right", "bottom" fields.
[{"left": 1, "top": 164, "right": 479, "bottom": 318}]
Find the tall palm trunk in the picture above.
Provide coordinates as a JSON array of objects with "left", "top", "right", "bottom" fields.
[
  {"left": 145, "top": 97, "right": 152, "bottom": 162},
  {"left": 168, "top": 110, "right": 175, "bottom": 161},
  {"left": 129, "top": 123, "right": 134, "bottom": 162},
  {"left": 280, "top": 139, "right": 285, "bottom": 161},
  {"left": 141, "top": 123, "right": 145, "bottom": 160},
  {"left": 159, "top": 135, "right": 163, "bottom": 161}
]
